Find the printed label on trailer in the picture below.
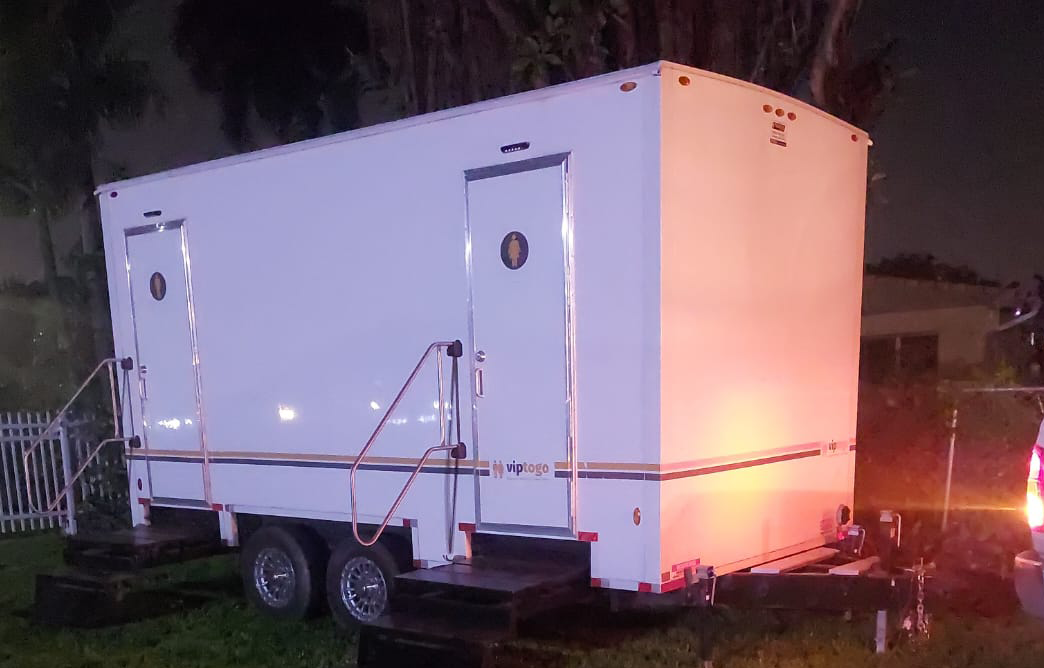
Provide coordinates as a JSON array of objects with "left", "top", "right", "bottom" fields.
[{"left": 490, "top": 459, "right": 551, "bottom": 479}]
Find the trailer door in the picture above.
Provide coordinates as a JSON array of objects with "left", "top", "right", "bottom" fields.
[
  {"left": 465, "top": 153, "right": 576, "bottom": 537},
  {"left": 125, "top": 221, "right": 208, "bottom": 506}
]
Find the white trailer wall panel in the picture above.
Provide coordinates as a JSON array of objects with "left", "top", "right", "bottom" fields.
[
  {"left": 101, "top": 65, "right": 664, "bottom": 585},
  {"left": 98, "top": 62, "right": 867, "bottom": 593},
  {"left": 658, "top": 64, "right": 866, "bottom": 580}
]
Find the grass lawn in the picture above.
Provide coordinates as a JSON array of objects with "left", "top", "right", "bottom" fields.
[{"left": 2, "top": 533, "right": 1042, "bottom": 667}]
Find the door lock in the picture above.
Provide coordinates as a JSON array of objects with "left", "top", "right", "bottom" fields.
[
  {"left": 139, "top": 365, "right": 148, "bottom": 399},
  {"left": 475, "top": 350, "right": 487, "bottom": 363}
]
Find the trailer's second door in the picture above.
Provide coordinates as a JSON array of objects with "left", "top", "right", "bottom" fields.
[
  {"left": 126, "top": 222, "right": 208, "bottom": 506},
  {"left": 465, "top": 153, "right": 575, "bottom": 536}
]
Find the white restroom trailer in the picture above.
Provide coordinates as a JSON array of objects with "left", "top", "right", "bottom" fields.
[{"left": 97, "top": 61, "right": 867, "bottom": 620}]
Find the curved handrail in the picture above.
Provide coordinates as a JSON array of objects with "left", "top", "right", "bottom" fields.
[
  {"left": 350, "top": 341, "right": 460, "bottom": 547},
  {"left": 22, "top": 357, "right": 124, "bottom": 514},
  {"left": 352, "top": 443, "right": 462, "bottom": 547},
  {"left": 43, "top": 436, "right": 137, "bottom": 513}
]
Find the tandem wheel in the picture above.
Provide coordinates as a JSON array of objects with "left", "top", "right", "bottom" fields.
[
  {"left": 241, "top": 524, "right": 327, "bottom": 620},
  {"left": 326, "top": 540, "right": 400, "bottom": 628}
]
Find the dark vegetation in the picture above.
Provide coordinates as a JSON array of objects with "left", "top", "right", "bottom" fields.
[
  {"left": 2, "top": 3, "right": 1041, "bottom": 665},
  {"left": 856, "top": 382, "right": 1039, "bottom": 616},
  {"left": 865, "top": 254, "right": 1003, "bottom": 287},
  {"left": 3, "top": 533, "right": 1043, "bottom": 668},
  {"left": 1, "top": 0, "right": 894, "bottom": 406},
  {"left": 0, "top": 384, "right": 1039, "bottom": 667}
]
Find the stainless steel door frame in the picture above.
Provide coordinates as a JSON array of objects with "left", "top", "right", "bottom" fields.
[
  {"left": 124, "top": 220, "right": 211, "bottom": 505},
  {"left": 463, "top": 152, "right": 578, "bottom": 537}
]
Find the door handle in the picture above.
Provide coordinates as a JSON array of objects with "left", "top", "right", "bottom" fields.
[
  {"left": 139, "top": 365, "right": 148, "bottom": 400},
  {"left": 475, "top": 368, "right": 485, "bottom": 398}
]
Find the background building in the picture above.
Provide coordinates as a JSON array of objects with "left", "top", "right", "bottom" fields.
[{"left": 861, "top": 275, "right": 1005, "bottom": 380}]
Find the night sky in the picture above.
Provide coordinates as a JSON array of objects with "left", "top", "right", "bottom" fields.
[
  {"left": 858, "top": 0, "right": 1044, "bottom": 282},
  {"left": 1, "top": 1, "right": 1042, "bottom": 284}
]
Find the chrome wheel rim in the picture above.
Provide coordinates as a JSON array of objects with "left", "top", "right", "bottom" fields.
[
  {"left": 340, "top": 555, "right": 388, "bottom": 622},
  {"left": 254, "top": 547, "right": 296, "bottom": 608}
]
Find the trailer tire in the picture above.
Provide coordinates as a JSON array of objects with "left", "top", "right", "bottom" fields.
[
  {"left": 326, "top": 540, "right": 399, "bottom": 628},
  {"left": 241, "top": 525, "right": 326, "bottom": 620}
]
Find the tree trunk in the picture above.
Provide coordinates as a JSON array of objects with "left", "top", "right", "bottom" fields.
[
  {"left": 35, "top": 210, "right": 61, "bottom": 301},
  {"left": 365, "top": 0, "right": 382, "bottom": 81},
  {"left": 810, "top": 0, "right": 857, "bottom": 110},
  {"left": 82, "top": 167, "right": 114, "bottom": 363},
  {"left": 606, "top": 0, "right": 638, "bottom": 68},
  {"left": 460, "top": 0, "right": 482, "bottom": 103},
  {"left": 399, "top": 0, "right": 420, "bottom": 116},
  {"left": 672, "top": 1, "right": 695, "bottom": 67},
  {"left": 483, "top": 0, "right": 525, "bottom": 40},
  {"left": 708, "top": 0, "right": 743, "bottom": 77},
  {"left": 423, "top": 3, "right": 440, "bottom": 113},
  {"left": 653, "top": 0, "right": 674, "bottom": 60}
]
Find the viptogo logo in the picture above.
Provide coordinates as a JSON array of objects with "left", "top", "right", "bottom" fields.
[{"left": 491, "top": 459, "right": 551, "bottom": 479}]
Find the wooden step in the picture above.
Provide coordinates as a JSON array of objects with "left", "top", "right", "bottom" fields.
[
  {"left": 32, "top": 570, "right": 217, "bottom": 627},
  {"left": 750, "top": 547, "right": 839, "bottom": 574},
  {"left": 65, "top": 525, "right": 225, "bottom": 571},
  {"left": 393, "top": 590, "right": 517, "bottom": 633},
  {"left": 67, "top": 525, "right": 216, "bottom": 551},
  {"left": 396, "top": 559, "right": 585, "bottom": 598},
  {"left": 360, "top": 543, "right": 592, "bottom": 667},
  {"left": 828, "top": 556, "right": 880, "bottom": 576},
  {"left": 358, "top": 615, "right": 505, "bottom": 668}
]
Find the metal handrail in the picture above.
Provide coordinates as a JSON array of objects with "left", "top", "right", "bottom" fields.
[
  {"left": 42, "top": 437, "right": 137, "bottom": 513},
  {"left": 350, "top": 340, "right": 462, "bottom": 547},
  {"left": 22, "top": 357, "right": 127, "bottom": 514}
]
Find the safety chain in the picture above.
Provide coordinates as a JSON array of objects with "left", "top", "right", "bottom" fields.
[{"left": 901, "top": 559, "right": 931, "bottom": 642}]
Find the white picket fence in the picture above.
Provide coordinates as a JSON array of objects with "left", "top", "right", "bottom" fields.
[{"left": 0, "top": 411, "right": 125, "bottom": 534}]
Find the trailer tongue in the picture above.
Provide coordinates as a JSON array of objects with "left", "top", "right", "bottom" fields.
[{"left": 357, "top": 532, "right": 922, "bottom": 667}]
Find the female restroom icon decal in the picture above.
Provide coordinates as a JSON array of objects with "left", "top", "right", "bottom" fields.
[{"left": 500, "top": 231, "right": 529, "bottom": 270}]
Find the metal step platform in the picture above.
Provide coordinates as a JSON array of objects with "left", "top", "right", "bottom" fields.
[
  {"left": 33, "top": 522, "right": 227, "bottom": 627},
  {"left": 359, "top": 535, "right": 591, "bottom": 668},
  {"left": 65, "top": 525, "right": 226, "bottom": 571}
]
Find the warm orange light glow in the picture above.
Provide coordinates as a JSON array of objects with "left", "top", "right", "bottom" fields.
[
  {"left": 1028, "top": 486, "right": 1044, "bottom": 530},
  {"left": 1029, "top": 447, "right": 1043, "bottom": 530}
]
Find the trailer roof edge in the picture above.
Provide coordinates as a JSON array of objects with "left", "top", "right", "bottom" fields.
[
  {"left": 658, "top": 61, "right": 868, "bottom": 138},
  {"left": 96, "top": 61, "right": 865, "bottom": 195}
]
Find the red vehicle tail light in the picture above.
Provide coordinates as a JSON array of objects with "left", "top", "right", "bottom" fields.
[{"left": 1029, "top": 446, "right": 1044, "bottom": 531}]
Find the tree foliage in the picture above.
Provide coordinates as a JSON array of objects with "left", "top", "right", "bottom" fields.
[
  {"left": 0, "top": 0, "right": 154, "bottom": 373},
  {"left": 866, "top": 253, "right": 1000, "bottom": 287},
  {"left": 0, "top": 288, "right": 81, "bottom": 406},
  {"left": 174, "top": 0, "right": 893, "bottom": 146},
  {"left": 173, "top": 0, "right": 369, "bottom": 149},
  {"left": 357, "top": 0, "right": 893, "bottom": 125},
  {"left": 0, "top": 1, "right": 152, "bottom": 219}
]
